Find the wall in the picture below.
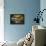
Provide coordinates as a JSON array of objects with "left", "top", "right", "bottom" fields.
[
  {"left": 40, "top": 0, "right": 46, "bottom": 27},
  {"left": 4, "top": 0, "right": 40, "bottom": 42},
  {"left": 0, "top": 0, "right": 4, "bottom": 42}
]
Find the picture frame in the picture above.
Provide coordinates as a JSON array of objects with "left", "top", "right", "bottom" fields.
[{"left": 10, "top": 14, "right": 24, "bottom": 24}]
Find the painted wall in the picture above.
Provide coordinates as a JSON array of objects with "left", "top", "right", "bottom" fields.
[{"left": 4, "top": 0, "right": 40, "bottom": 42}]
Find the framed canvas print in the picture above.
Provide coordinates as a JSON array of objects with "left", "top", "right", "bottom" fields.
[{"left": 10, "top": 14, "right": 24, "bottom": 24}]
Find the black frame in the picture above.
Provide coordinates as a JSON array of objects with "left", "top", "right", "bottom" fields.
[{"left": 10, "top": 14, "right": 24, "bottom": 24}]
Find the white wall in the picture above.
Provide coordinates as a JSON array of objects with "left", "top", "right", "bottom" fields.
[{"left": 0, "top": 0, "right": 4, "bottom": 42}]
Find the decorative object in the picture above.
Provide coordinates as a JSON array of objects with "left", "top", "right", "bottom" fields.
[
  {"left": 17, "top": 32, "right": 34, "bottom": 46},
  {"left": 23, "top": 32, "right": 33, "bottom": 46},
  {"left": 33, "top": 9, "right": 46, "bottom": 23},
  {"left": 10, "top": 14, "right": 24, "bottom": 24}
]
